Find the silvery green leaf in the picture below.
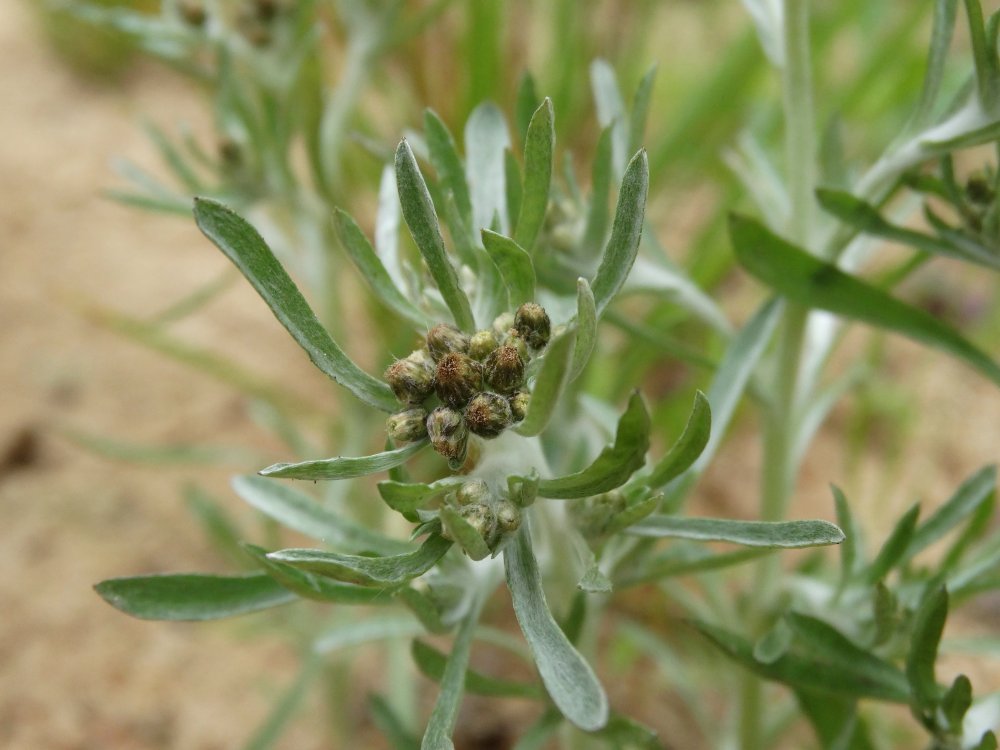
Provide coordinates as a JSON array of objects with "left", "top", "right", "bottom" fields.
[
  {"left": 910, "top": 0, "right": 959, "bottom": 130},
  {"left": 515, "top": 72, "right": 540, "bottom": 148},
  {"left": 333, "top": 209, "right": 430, "bottom": 328},
  {"left": 193, "top": 198, "right": 397, "bottom": 412},
  {"left": 964, "top": 0, "right": 1000, "bottom": 111},
  {"left": 411, "top": 640, "right": 543, "bottom": 699},
  {"left": 420, "top": 600, "right": 481, "bottom": 750},
  {"left": 395, "top": 141, "right": 476, "bottom": 331},
  {"left": 741, "top": 0, "right": 784, "bottom": 66},
  {"left": 692, "top": 621, "right": 910, "bottom": 702},
  {"left": 232, "top": 475, "right": 409, "bottom": 554},
  {"left": 268, "top": 533, "right": 452, "bottom": 586},
  {"left": 481, "top": 229, "right": 536, "bottom": 308},
  {"left": 906, "top": 585, "right": 949, "bottom": 715},
  {"left": 439, "top": 506, "right": 491, "bottom": 561},
  {"left": 816, "top": 188, "right": 1000, "bottom": 271},
  {"left": 516, "top": 327, "right": 576, "bottom": 437},
  {"left": 591, "top": 149, "right": 649, "bottom": 317},
  {"left": 514, "top": 98, "right": 554, "bottom": 252},
  {"left": 424, "top": 109, "right": 473, "bottom": 224},
  {"left": 537, "top": 391, "right": 649, "bottom": 498},
  {"left": 627, "top": 516, "right": 845, "bottom": 548},
  {"left": 569, "top": 278, "right": 597, "bottom": 382},
  {"left": 645, "top": 391, "right": 711, "bottom": 489},
  {"left": 832, "top": 485, "right": 862, "bottom": 584},
  {"left": 376, "top": 165, "right": 407, "bottom": 291},
  {"left": 377, "top": 479, "right": 460, "bottom": 516},
  {"left": 259, "top": 440, "right": 428, "bottom": 480},
  {"left": 618, "top": 546, "right": 769, "bottom": 587},
  {"left": 504, "top": 522, "right": 609, "bottom": 731},
  {"left": 241, "top": 544, "right": 394, "bottom": 604},
  {"left": 730, "top": 214, "right": 1000, "bottom": 387},
  {"left": 628, "top": 65, "right": 657, "bottom": 157},
  {"left": 864, "top": 503, "right": 920, "bottom": 584},
  {"left": 905, "top": 465, "right": 996, "bottom": 562},
  {"left": 578, "top": 564, "right": 613, "bottom": 594},
  {"left": 505, "top": 149, "right": 523, "bottom": 230},
  {"left": 623, "top": 254, "right": 732, "bottom": 334},
  {"left": 590, "top": 59, "right": 628, "bottom": 176},
  {"left": 94, "top": 572, "right": 296, "bottom": 621},
  {"left": 465, "top": 103, "right": 510, "bottom": 234}
]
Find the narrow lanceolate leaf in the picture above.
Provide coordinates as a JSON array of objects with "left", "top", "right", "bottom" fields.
[
  {"left": 395, "top": 140, "right": 476, "bottom": 332},
  {"left": 645, "top": 391, "right": 711, "bottom": 489},
  {"left": 627, "top": 516, "right": 845, "bottom": 548},
  {"left": 193, "top": 198, "right": 396, "bottom": 412},
  {"left": 516, "top": 327, "right": 576, "bottom": 437},
  {"left": 440, "top": 506, "right": 492, "bottom": 561},
  {"left": 906, "top": 585, "right": 949, "bottom": 714},
  {"left": 242, "top": 544, "right": 393, "bottom": 604},
  {"left": 377, "top": 479, "right": 460, "bottom": 515},
  {"left": 582, "top": 127, "right": 613, "bottom": 255},
  {"left": 333, "top": 209, "right": 430, "bottom": 329},
  {"left": 730, "top": 214, "right": 1000, "bottom": 387},
  {"left": 232, "top": 475, "right": 410, "bottom": 554},
  {"left": 538, "top": 392, "right": 650, "bottom": 498},
  {"left": 424, "top": 109, "right": 473, "bottom": 224},
  {"left": 259, "top": 440, "right": 428, "bottom": 480},
  {"left": 95, "top": 572, "right": 296, "bottom": 621},
  {"left": 591, "top": 150, "right": 649, "bottom": 317},
  {"left": 905, "top": 465, "right": 996, "bottom": 562},
  {"left": 691, "top": 620, "right": 910, "bottom": 702},
  {"left": 569, "top": 278, "right": 597, "bottom": 382},
  {"left": 911, "top": 0, "right": 960, "bottom": 130},
  {"left": 504, "top": 522, "right": 609, "bottom": 731},
  {"left": 465, "top": 102, "right": 511, "bottom": 235},
  {"left": 864, "top": 503, "right": 920, "bottom": 584},
  {"left": 832, "top": 485, "right": 861, "bottom": 583},
  {"left": 268, "top": 533, "right": 452, "bottom": 586},
  {"left": 816, "top": 188, "right": 1000, "bottom": 271},
  {"left": 481, "top": 229, "right": 536, "bottom": 308},
  {"left": 412, "top": 640, "right": 543, "bottom": 699},
  {"left": 784, "top": 613, "right": 910, "bottom": 698},
  {"left": 514, "top": 98, "right": 554, "bottom": 252},
  {"left": 420, "top": 601, "right": 481, "bottom": 750}
]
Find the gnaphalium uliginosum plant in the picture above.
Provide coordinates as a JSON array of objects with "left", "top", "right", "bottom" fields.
[{"left": 95, "top": 97, "right": 848, "bottom": 747}]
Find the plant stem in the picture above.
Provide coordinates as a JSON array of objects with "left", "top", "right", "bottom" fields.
[{"left": 742, "top": 3, "right": 816, "bottom": 747}]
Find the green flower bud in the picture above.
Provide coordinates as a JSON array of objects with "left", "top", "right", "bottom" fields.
[
  {"left": 509, "top": 391, "right": 530, "bottom": 422},
  {"left": 456, "top": 479, "right": 492, "bottom": 506},
  {"left": 492, "top": 312, "right": 515, "bottom": 339},
  {"left": 385, "top": 407, "right": 428, "bottom": 443},
  {"left": 460, "top": 502, "right": 498, "bottom": 547},
  {"left": 503, "top": 330, "right": 529, "bottom": 362},
  {"left": 495, "top": 500, "right": 522, "bottom": 534},
  {"left": 426, "top": 324, "right": 470, "bottom": 362},
  {"left": 484, "top": 345, "right": 525, "bottom": 394},
  {"left": 384, "top": 349, "right": 436, "bottom": 404},
  {"left": 570, "top": 491, "right": 627, "bottom": 538},
  {"left": 468, "top": 329, "right": 499, "bottom": 360},
  {"left": 465, "top": 392, "right": 513, "bottom": 438},
  {"left": 435, "top": 353, "right": 483, "bottom": 408},
  {"left": 514, "top": 303, "right": 551, "bottom": 349},
  {"left": 426, "top": 406, "right": 468, "bottom": 465}
]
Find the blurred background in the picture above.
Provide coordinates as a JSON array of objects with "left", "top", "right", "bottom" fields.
[{"left": 3, "top": 1, "right": 1000, "bottom": 747}]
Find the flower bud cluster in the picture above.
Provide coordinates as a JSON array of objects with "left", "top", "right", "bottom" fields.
[
  {"left": 441, "top": 479, "right": 523, "bottom": 554},
  {"left": 384, "top": 304, "right": 552, "bottom": 467},
  {"left": 568, "top": 490, "right": 627, "bottom": 539}
]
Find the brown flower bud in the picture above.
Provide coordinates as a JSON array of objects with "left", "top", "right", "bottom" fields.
[
  {"left": 426, "top": 323, "right": 470, "bottom": 361},
  {"left": 384, "top": 349, "right": 435, "bottom": 404},
  {"left": 426, "top": 407, "right": 468, "bottom": 465},
  {"left": 459, "top": 502, "right": 498, "bottom": 548},
  {"left": 509, "top": 391, "right": 530, "bottom": 422},
  {"left": 385, "top": 407, "right": 428, "bottom": 443},
  {"left": 468, "top": 329, "right": 499, "bottom": 361},
  {"left": 504, "top": 330, "right": 529, "bottom": 362},
  {"left": 484, "top": 345, "right": 525, "bottom": 394},
  {"left": 435, "top": 353, "right": 483, "bottom": 408},
  {"left": 514, "top": 303, "right": 551, "bottom": 349},
  {"left": 465, "top": 392, "right": 513, "bottom": 438},
  {"left": 179, "top": 0, "right": 207, "bottom": 26}
]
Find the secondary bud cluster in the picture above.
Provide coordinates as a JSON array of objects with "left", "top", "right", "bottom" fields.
[
  {"left": 383, "top": 304, "right": 551, "bottom": 466},
  {"left": 568, "top": 490, "right": 627, "bottom": 539},
  {"left": 442, "top": 479, "right": 523, "bottom": 555}
]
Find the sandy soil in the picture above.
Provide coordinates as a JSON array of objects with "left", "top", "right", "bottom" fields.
[{"left": 1, "top": 2, "right": 998, "bottom": 749}]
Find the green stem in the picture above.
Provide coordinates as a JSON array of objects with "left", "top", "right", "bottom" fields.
[{"left": 742, "top": 2, "right": 816, "bottom": 747}]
